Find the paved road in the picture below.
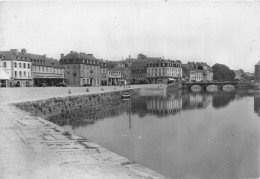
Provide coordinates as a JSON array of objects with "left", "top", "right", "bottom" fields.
[{"left": 0, "top": 84, "right": 160, "bottom": 104}]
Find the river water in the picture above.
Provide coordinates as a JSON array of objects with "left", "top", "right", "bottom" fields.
[{"left": 49, "top": 88, "right": 260, "bottom": 179}]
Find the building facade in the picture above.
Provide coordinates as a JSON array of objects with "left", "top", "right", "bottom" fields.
[
  {"left": 255, "top": 61, "right": 260, "bottom": 83},
  {"left": 100, "top": 60, "right": 108, "bottom": 85},
  {"left": 0, "top": 49, "right": 32, "bottom": 87},
  {"left": 185, "top": 61, "right": 213, "bottom": 82},
  {"left": 130, "top": 61, "right": 148, "bottom": 84},
  {"left": 0, "top": 54, "right": 10, "bottom": 87},
  {"left": 147, "top": 59, "right": 182, "bottom": 84},
  {"left": 0, "top": 49, "right": 65, "bottom": 87},
  {"left": 60, "top": 51, "right": 102, "bottom": 86},
  {"left": 106, "top": 61, "right": 130, "bottom": 85},
  {"left": 31, "top": 56, "right": 64, "bottom": 86},
  {"left": 189, "top": 70, "right": 213, "bottom": 82}
]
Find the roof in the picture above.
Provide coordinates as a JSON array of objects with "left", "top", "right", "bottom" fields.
[
  {"left": 62, "top": 52, "right": 98, "bottom": 61},
  {"left": 190, "top": 69, "right": 213, "bottom": 74},
  {"left": 131, "top": 61, "right": 148, "bottom": 66},
  {"left": 256, "top": 61, "right": 260, "bottom": 66},
  {"left": 0, "top": 50, "right": 45, "bottom": 62},
  {"left": 32, "top": 58, "right": 63, "bottom": 68},
  {"left": 0, "top": 50, "right": 63, "bottom": 68}
]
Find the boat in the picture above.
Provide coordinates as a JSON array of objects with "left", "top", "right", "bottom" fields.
[
  {"left": 121, "top": 92, "right": 131, "bottom": 99},
  {"left": 166, "top": 78, "right": 181, "bottom": 89}
]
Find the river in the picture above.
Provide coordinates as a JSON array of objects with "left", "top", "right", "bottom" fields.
[{"left": 49, "top": 88, "right": 260, "bottom": 179}]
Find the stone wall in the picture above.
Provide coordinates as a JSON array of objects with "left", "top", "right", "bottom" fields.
[
  {"left": 14, "top": 89, "right": 140, "bottom": 120},
  {"left": 237, "top": 82, "right": 260, "bottom": 90}
]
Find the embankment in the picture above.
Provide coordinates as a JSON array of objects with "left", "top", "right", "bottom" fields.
[{"left": 14, "top": 89, "right": 140, "bottom": 120}]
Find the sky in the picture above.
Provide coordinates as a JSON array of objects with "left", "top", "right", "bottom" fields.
[{"left": 0, "top": 0, "right": 259, "bottom": 72}]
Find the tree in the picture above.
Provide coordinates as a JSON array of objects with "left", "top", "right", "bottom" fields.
[
  {"left": 241, "top": 73, "right": 254, "bottom": 82},
  {"left": 138, "top": 54, "right": 147, "bottom": 59},
  {"left": 212, "top": 63, "right": 235, "bottom": 81}
]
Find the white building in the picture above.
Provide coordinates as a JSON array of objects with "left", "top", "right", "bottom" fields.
[
  {"left": 0, "top": 49, "right": 32, "bottom": 87},
  {"left": 189, "top": 70, "right": 213, "bottom": 82},
  {"left": 0, "top": 54, "right": 10, "bottom": 87},
  {"left": 147, "top": 59, "right": 182, "bottom": 84}
]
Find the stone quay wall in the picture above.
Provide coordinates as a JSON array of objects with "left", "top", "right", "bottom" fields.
[
  {"left": 237, "top": 82, "right": 260, "bottom": 90},
  {"left": 13, "top": 89, "right": 140, "bottom": 120}
]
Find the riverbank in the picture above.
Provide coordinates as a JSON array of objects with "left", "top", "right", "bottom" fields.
[{"left": 0, "top": 85, "right": 167, "bottom": 179}]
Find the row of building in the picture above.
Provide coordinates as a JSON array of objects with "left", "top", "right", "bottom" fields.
[{"left": 0, "top": 49, "right": 214, "bottom": 87}]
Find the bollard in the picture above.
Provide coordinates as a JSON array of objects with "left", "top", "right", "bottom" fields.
[
  {"left": 86, "top": 88, "right": 89, "bottom": 92},
  {"left": 68, "top": 89, "right": 71, "bottom": 94}
]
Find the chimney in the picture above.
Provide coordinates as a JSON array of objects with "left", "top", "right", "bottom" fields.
[
  {"left": 10, "top": 49, "right": 18, "bottom": 55},
  {"left": 70, "top": 51, "right": 73, "bottom": 54},
  {"left": 21, "top": 48, "right": 26, "bottom": 53},
  {"left": 61, "top": 54, "right": 64, "bottom": 59}
]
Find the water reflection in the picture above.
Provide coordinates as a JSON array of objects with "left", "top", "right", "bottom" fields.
[
  {"left": 48, "top": 90, "right": 256, "bottom": 128},
  {"left": 48, "top": 90, "right": 260, "bottom": 179},
  {"left": 254, "top": 93, "right": 260, "bottom": 117}
]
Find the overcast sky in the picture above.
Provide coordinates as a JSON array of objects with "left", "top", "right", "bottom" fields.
[{"left": 0, "top": 0, "right": 259, "bottom": 72}]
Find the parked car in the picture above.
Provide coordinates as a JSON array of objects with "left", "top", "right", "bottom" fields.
[
  {"left": 82, "top": 83, "right": 92, "bottom": 87},
  {"left": 56, "top": 82, "right": 67, "bottom": 87},
  {"left": 38, "top": 83, "right": 47, "bottom": 87}
]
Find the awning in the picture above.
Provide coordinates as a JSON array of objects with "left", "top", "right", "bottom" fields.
[{"left": 0, "top": 69, "right": 10, "bottom": 80}]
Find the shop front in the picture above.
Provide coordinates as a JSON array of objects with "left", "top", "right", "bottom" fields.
[{"left": 33, "top": 73, "right": 64, "bottom": 86}]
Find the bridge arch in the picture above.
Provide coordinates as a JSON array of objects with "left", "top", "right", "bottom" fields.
[{"left": 183, "top": 82, "right": 239, "bottom": 91}]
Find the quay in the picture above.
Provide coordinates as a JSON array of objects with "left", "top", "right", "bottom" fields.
[{"left": 0, "top": 84, "right": 167, "bottom": 179}]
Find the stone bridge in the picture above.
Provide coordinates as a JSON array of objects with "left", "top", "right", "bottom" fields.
[{"left": 182, "top": 82, "right": 239, "bottom": 91}]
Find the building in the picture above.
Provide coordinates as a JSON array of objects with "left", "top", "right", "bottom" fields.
[
  {"left": 100, "top": 60, "right": 108, "bottom": 86},
  {"left": 0, "top": 49, "right": 64, "bottom": 87},
  {"left": 255, "top": 61, "right": 260, "bottom": 83},
  {"left": 189, "top": 70, "right": 213, "bottom": 82},
  {"left": 60, "top": 51, "right": 102, "bottom": 86},
  {"left": 125, "top": 56, "right": 149, "bottom": 84},
  {"left": 31, "top": 56, "right": 64, "bottom": 86},
  {"left": 130, "top": 61, "right": 148, "bottom": 84},
  {"left": 147, "top": 59, "right": 182, "bottom": 84},
  {"left": 0, "top": 54, "right": 10, "bottom": 87},
  {"left": 0, "top": 49, "right": 32, "bottom": 87},
  {"left": 107, "top": 61, "right": 126, "bottom": 85},
  {"left": 184, "top": 61, "right": 213, "bottom": 82}
]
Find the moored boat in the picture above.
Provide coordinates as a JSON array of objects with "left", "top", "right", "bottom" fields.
[
  {"left": 121, "top": 92, "right": 131, "bottom": 99},
  {"left": 167, "top": 78, "right": 181, "bottom": 89}
]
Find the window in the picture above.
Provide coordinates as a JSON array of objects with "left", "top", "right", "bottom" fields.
[
  {"left": 3, "top": 62, "right": 6, "bottom": 68},
  {"left": 23, "top": 63, "right": 26, "bottom": 68},
  {"left": 15, "top": 71, "right": 17, "bottom": 77},
  {"left": 14, "top": 62, "right": 17, "bottom": 68},
  {"left": 28, "top": 64, "right": 30, "bottom": 69},
  {"left": 19, "top": 71, "right": 22, "bottom": 77},
  {"left": 19, "top": 63, "right": 21, "bottom": 68},
  {"left": 24, "top": 71, "right": 26, "bottom": 78}
]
